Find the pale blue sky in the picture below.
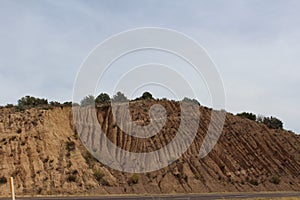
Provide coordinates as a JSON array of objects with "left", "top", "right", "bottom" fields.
[{"left": 0, "top": 0, "right": 299, "bottom": 133}]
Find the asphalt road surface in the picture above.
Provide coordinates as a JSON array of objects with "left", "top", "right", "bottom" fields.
[{"left": 1, "top": 192, "right": 300, "bottom": 200}]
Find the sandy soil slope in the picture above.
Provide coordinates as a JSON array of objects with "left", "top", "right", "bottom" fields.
[{"left": 0, "top": 100, "right": 299, "bottom": 195}]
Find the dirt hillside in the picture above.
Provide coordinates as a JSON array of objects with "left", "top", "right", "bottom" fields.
[{"left": 0, "top": 100, "right": 299, "bottom": 196}]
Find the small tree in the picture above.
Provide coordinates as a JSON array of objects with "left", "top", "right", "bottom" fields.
[
  {"left": 182, "top": 97, "right": 200, "bottom": 106},
  {"left": 18, "top": 95, "right": 48, "bottom": 108},
  {"left": 80, "top": 95, "right": 95, "bottom": 106},
  {"left": 5, "top": 104, "right": 14, "bottom": 108},
  {"left": 141, "top": 92, "right": 153, "bottom": 100},
  {"left": 262, "top": 116, "right": 283, "bottom": 129},
  {"left": 95, "top": 93, "right": 110, "bottom": 105},
  {"left": 236, "top": 112, "right": 256, "bottom": 121},
  {"left": 63, "top": 102, "right": 73, "bottom": 106},
  {"left": 49, "top": 101, "right": 61, "bottom": 107},
  {"left": 112, "top": 92, "right": 128, "bottom": 103}
]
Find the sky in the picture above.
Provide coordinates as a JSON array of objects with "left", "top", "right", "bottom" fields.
[{"left": 0, "top": 0, "right": 299, "bottom": 133}]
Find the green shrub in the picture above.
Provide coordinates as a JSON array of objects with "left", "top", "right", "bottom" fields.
[
  {"left": 128, "top": 174, "right": 139, "bottom": 185},
  {"left": 49, "top": 101, "right": 61, "bottom": 107},
  {"left": 66, "top": 141, "right": 76, "bottom": 151},
  {"left": 73, "top": 133, "right": 79, "bottom": 140},
  {"left": 37, "top": 187, "right": 43, "bottom": 194},
  {"left": 83, "top": 150, "right": 97, "bottom": 168},
  {"left": 5, "top": 104, "right": 14, "bottom": 108},
  {"left": 100, "top": 178, "right": 109, "bottom": 186},
  {"left": 262, "top": 116, "right": 283, "bottom": 129},
  {"left": 141, "top": 92, "right": 153, "bottom": 100},
  {"left": 93, "top": 170, "right": 109, "bottom": 186},
  {"left": 63, "top": 101, "right": 73, "bottom": 106},
  {"left": 194, "top": 173, "right": 202, "bottom": 180},
  {"left": 112, "top": 92, "right": 128, "bottom": 103},
  {"left": 95, "top": 93, "right": 111, "bottom": 105},
  {"left": 18, "top": 95, "right": 48, "bottom": 108},
  {"left": 182, "top": 97, "right": 200, "bottom": 106},
  {"left": 0, "top": 176, "right": 7, "bottom": 184},
  {"left": 236, "top": 112, "right": 256, "bottom": 121},
  {"left": 94, "top": 170, "right": 105, "bottom": 182},
  {"left": 67, "top": 174, "right": 77, "bottom": 182},
  {"left": 80, "top": 95, "right": 95, "bottom": 106},
  {"left": 270, "top": 175, "right": 281, "bottom": 184},
  {"left": 249, "top": 179, "right": 259, "bottom": 186},
  {"left": 220, "top": 165, "right": 226, "bottom": 173}
]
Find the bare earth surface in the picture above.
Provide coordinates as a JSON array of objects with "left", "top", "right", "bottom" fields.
[
  {"left": 0, "top": 100, "right": 299, "bottom": 196},
  {"left": 0, "top": 192, "right": 300, "bottom": 200}
]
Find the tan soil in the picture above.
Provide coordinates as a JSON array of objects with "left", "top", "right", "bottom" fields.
[{"left": 0, "top": 100, "right": 299, "bottom": 196}]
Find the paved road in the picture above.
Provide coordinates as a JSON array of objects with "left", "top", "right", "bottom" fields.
[{"left": 1, "top": 192, "right": 300, "bottom": 200}]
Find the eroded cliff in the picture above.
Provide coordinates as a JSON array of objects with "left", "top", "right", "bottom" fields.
[{"left": 0, "top": 100, "right": 299, "bottom": 196}]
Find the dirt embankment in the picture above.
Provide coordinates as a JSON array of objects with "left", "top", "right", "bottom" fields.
[{"left": 0, "top": 100, "right": 299, "bottom": 196}]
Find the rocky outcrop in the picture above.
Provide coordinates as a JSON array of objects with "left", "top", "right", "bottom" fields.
[{"left": 0, "top": 100, "right": 299, "bottom": 196}]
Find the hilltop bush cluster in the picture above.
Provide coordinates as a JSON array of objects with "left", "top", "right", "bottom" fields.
[
  {"left": 182, "top": 97, "right": 200, "bottom": 106},
  {"left": 262, "top": 116, "right": 283, "bottom": 129},
  {"left": 236, "top": 112, "right": 283, "bottom": 130},
  {"left": 80, "top": 95, "right": 95, "bottom": 106},
  {"left": 81, "top": 91, "right": 152, "bottom": 106},
  {"left": 236, "top": 112, "right": 256, "bottom": 121},
  {"left": 1, "top": 93, "right": 286, "bottom": 132},
  {"left": 2, "top": 92, "right": 204, "bottom": 109},
  {"left": 81, "top": 92, "right": 199, "bottom": 107},
  {"left": 18, "top": 96, "right": 48, "bottom": 108},
  {"left": 0, "top": 95, "right": 75, "bottom": 111}
]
